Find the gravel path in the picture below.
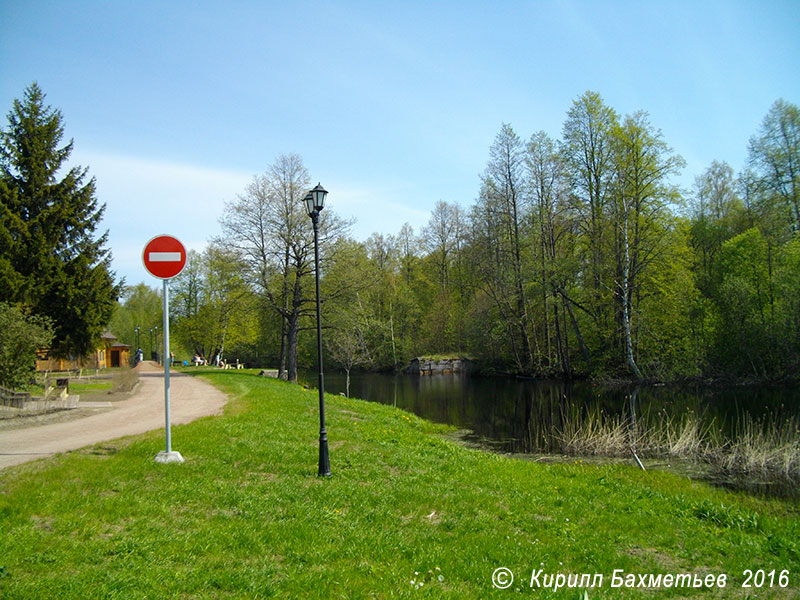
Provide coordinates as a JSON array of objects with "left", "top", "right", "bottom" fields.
[{"left": 0, "top": 365, "right": 227, "bottom": 470}]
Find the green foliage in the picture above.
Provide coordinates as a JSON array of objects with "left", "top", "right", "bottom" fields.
[
  {"left": 321, "top": 239, "right": 376, "bottom": 380},
  {"left": 748, "top": 99, "right": 800, "bottom": 231},
  {"left": 636, "top": 223, "right": 703, "bottom": 378},
  {"left": 0, "top": 302, "right": 52, "bottom": 389},
  {"left": 711, "top": 229, "right": 775, "bottom": 375},
  {"left": 171, "top": 245, "right": 257, "bottom": 363},
  {"left": 219, "top": 154, "right": 355, "bottom": 380},
  {"left": 67, "top": 93, "right": 798, "bottom": 382},
  {"left": 0, "top": 83, "right": 119, "bottom": 357},
  {"left": 107, "top": 283, "right": 162, "bottom": 353},
  {"left": 347, "top": 95, "right": 799, "bottom": 380},
  {"left": 775, "top": 237, "right": 800, "bottom": 345},
  {"left": 201, "top": 97, "right": 800, "bottom": 381}
]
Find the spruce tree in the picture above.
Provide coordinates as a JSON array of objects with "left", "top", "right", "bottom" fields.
[{"left": 0, "top": 83, "right": 120, "bottom": 357}]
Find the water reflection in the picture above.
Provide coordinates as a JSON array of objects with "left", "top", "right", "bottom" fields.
[{"left": 301, "top": 370, "right": 799, "bottom": 495}]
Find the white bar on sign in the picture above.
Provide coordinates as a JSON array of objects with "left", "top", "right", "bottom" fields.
[{"left": 149, "top": 252, "right": 181, "bottom": 262}]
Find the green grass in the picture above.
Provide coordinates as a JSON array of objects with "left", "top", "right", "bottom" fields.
[
  {"left": 65, "top": 380, "right": 113, "bottom": 395},
  {"left": 1, "top": 370, "right": 798, "bottom": 598}
]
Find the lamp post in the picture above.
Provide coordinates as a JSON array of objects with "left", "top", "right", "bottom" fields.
[
  {"left": 134, "top": 326, "right": 140, "bottom": 364},
  {"left": 150, "top": 326, "right": 159, "bottom": 362},
  {"left": 305, "top": 183, "right": 331, "bottom": 477}
]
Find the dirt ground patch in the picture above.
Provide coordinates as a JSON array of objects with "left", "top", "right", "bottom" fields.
[
  {"left": 134, "top": 360, "right": 163, "bottom": 373},
  {"left": 0, "top": 404, "right": 115, "bottom": 432}
]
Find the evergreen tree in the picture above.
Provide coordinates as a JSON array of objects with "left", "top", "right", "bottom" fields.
[{"left": 0, "top": 83, "right": 119, "bottom": 357}]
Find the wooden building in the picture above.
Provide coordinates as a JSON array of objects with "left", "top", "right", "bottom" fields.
[{"left": 36, "top": 332, "right": 130, "bottom": 371}]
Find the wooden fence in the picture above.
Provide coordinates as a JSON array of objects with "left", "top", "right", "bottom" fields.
[
  {"left": 0, "top": 386, "right": 32, "bottom": 409},
  {"left": 0, "top": 385, "right": 77, "bottom": 412}
]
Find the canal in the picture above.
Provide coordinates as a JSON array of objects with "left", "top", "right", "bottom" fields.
[{"left": 301, "top": 370, "right": 800, "bottom": 494}]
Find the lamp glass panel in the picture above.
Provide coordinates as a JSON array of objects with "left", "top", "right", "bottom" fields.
[{"left": 311, "top": 184, "right": 327, "bottom": 211}]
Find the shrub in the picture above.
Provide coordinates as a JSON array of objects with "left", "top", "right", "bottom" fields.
[{"left": 0, "top": 303, "right": 53, "bottom": 389}]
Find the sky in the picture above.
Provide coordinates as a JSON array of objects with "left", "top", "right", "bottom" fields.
[{"left": 2, "top": 0, "right": 799, "bottom": 286}]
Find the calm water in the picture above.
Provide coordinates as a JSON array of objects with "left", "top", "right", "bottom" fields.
[{"left": 301, "top": 370, "right": 800, "bottom": 455}]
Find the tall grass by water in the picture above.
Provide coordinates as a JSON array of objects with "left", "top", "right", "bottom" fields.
[{"left": 556, "top": 407, "right": 800, "bottom": 490}]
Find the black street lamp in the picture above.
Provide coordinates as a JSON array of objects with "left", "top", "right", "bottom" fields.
[
  {"left": 305, "top": 183, "right": 331, "bottom": 477},
  {"left": 150, "top": 326, "right": 159, "bottom": 362}
]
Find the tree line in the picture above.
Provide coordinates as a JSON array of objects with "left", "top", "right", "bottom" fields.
[
  {"left": 100, "top": 91, "right": 800, "bottom": 379},
  {"left": 118, "top": 91, "right": 800, "bottom": 381},
  {"left": 4, "top": 83, "right": 795, "bottom": 388}
]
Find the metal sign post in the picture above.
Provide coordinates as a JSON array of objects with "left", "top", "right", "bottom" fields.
[
  {"left": 160, "top": 278, "right": 177, "bottom": 459},
  {"left": 143, "top": 234, "right": 187, "bottom": 464}
]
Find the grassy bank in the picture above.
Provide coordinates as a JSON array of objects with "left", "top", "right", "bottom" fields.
[{"left": 1, "top": 370, "right": 798, "bottom": 598}]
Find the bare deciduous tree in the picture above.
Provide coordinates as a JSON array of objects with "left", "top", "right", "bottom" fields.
[{"left": 220, "top": 154, "right": 351, "bottom": 381}]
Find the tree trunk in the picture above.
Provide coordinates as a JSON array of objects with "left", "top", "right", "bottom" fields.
[
  {"left": 278, "top": 246, "right": 291, "bottom": 380},
  {"left": 561, "top": 293, "right": 591, "bottom": 369},
  {"left": 561, "top": 301, "right": 571, "bottom": 375},
  {"left": 389, "top": 304, "right": 398, "bottom": 370},
  {"left": 286, "top": 310, "right": 299, "bottom": 382},
  {"left": 278, "top": 315, "right": 288, "bottom": 380},
  {"left": 553, "top": 302, "right": 566, "bottom": 375},
  {"left": 511, "top": 197, "right": 534, "bottom": 374},
  {"left": 622, "top": 208, "right": 643, "bottom": 380}
]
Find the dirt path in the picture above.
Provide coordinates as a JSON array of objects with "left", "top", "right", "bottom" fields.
[{"left": 0, "top": 365, "right": 227, "bottom": 470}]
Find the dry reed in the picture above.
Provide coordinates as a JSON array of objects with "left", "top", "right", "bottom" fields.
[{"left": 554, "top": 408, "right": 799, "bottom": 488}]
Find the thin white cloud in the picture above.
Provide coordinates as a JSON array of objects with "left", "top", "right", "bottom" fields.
[
  {"left": 70, "top": 151, "right": 252, "bottom": 285},
  {"left": 70, "top": 152, "right": 435, "bottom": 286},
  {"left": 325, "top": 180, "right": 432, "bottom": 240}
]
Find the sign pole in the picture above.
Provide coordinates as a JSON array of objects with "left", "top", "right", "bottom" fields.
[
  {"left": 155, "top": 276, "right": 182, "bottom": 463},
  {"left": 144, "top": 234, "right": 186, "bottom": 465},
  {"left": 163, "top": 278, "right": 172, "bottom": 453}
]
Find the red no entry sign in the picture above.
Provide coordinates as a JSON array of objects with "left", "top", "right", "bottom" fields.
[{"left": 143, "top": 234, "right": 187, "bottom": 279}]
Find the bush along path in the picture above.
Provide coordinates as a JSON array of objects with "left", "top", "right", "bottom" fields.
[{"left": 0, "top": 369, "right": 798, "bottom": 598}]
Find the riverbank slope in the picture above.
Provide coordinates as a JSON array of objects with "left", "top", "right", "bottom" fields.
[{"left": 1, "top": 369, "right": 797, "bottom": 598}]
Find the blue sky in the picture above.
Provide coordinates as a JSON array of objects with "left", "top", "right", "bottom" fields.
[{"left": 2, "top": 0, "right": 799, "bottom": 285}]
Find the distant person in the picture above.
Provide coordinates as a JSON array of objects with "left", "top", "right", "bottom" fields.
[{"left": 135, "top": 348, "right": 143, "bottom": 365}]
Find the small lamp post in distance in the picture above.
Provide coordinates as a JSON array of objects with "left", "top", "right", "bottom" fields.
[
  {"left": 150, "top": 326, "right": 159, "bottom": 362},
  {"left": 305, "top": 183, "right": 331, "bottom": 477}
]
